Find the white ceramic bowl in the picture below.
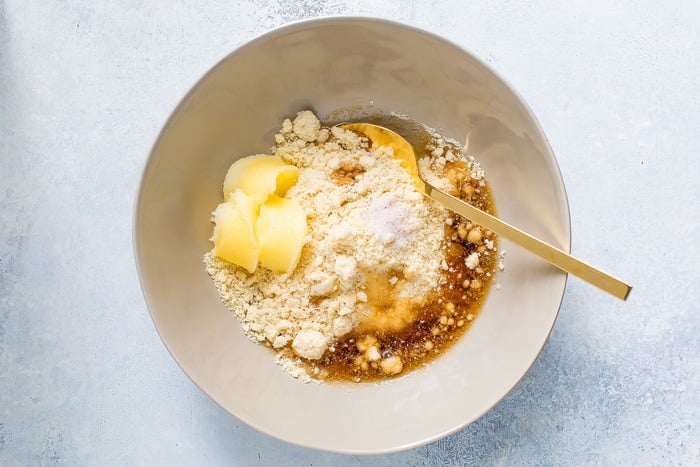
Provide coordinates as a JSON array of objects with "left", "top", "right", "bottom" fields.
[{"left": 134, "top": 17, "right": 570, "bottom": 454}]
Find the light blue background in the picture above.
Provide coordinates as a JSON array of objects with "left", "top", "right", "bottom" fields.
[{"left": 1, "top": 1, "right": 698, "bottom": 465}]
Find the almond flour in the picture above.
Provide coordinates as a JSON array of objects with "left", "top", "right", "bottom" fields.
[{"left": 204, "top": 111, "right": 448, "bottom": 380}]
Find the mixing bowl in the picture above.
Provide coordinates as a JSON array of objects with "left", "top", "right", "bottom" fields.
[{"left": 134, "top": 17, "right": 570, "bottom": 453}]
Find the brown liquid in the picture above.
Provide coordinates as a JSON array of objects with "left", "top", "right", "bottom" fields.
[
  {"left": 303, "top": 124, "right": 498, "bottom": 382},
  {"left": 354, "top": 270, "right": 420, "bottom": 334}
]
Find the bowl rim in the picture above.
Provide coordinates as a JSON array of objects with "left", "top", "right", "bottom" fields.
[{"left": 132, "top": 15, "right": 571, "bottom": 454}]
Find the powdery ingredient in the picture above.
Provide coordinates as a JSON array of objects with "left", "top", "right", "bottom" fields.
[{"left": 204, "top": 110, "right": 447, "bottom": 378}]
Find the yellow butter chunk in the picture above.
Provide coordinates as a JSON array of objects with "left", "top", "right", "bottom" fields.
[
  {"left": 255, "top": 195, "right": 307, "bottom": 274},
  {"left": 223, "top": 154, "right": 299, "bottom": 203},
  {"left": 212, "top": 189, "right": 260, "bottom": 273}
]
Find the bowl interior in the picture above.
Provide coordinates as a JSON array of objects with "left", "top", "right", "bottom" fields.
[{"left": 134, "top": 18, "right": 570, "bottom": 454}]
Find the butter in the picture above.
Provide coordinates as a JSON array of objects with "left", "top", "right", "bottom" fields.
[
  {"left": 212, "top": 189, "right": 260, "bottom": 273},
  {"left": 213, "top": 155, "right": 307, "bottom": 274},
  {"left": 223, "top": 154, "right": 299, "bottom": 203},
  {"left": 256, "top": 195, "right": 307, "bottom": 274}
]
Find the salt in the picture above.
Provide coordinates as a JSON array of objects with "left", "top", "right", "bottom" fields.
[{"left": 365, "top": 192, "right": 412, "bottom": 246}]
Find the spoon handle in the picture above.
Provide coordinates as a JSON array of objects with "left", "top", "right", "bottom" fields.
[{"left": 425, "top": 182, "right": 632, "bottom": 300}]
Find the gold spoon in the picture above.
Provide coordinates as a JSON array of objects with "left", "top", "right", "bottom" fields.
[{"left": 340, "top": 122, "right": 632, "bottom": 300}]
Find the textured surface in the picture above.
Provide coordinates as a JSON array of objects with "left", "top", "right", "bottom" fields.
[{"left": 1, "top": 1, "right": 698, "bottom": 465}]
